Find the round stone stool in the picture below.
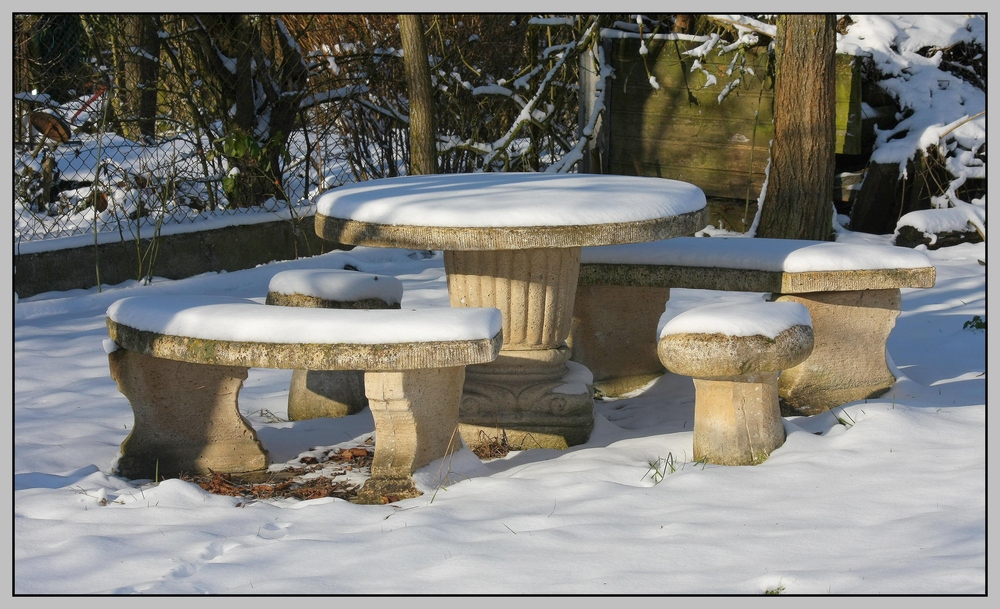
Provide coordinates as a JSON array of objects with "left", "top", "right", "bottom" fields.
[
  {"left": 266, "top": 269, "right": 404, "bottom": 420},
  {"left": 657, "top": 301, "right": 814, "bottom": 465}
]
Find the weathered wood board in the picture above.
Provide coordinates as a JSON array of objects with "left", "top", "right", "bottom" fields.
[
  {"left": 607, "top": 38, "right": 861, "bottom": 201},
  {"left": 835, "top": 53, "right": 863, "bottom": 156}
]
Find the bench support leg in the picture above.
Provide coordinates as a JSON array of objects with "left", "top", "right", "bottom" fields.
[
  {"left": 287, "top": 369, "right": 367, "bottom": 420},
  {"left": 569, "top": 284, "right": 670, "bottom": 397},
  {"left": 108, "top": 349, "right": 269, "bottom": 480},
  {"left": 358, "top": 366, "right": 465, "bottom": 504},
  {"left": 693, "top": 372, "right": 786, "bottom": 466},
  {"left": 774, "top": 289, "right": 901, "bottom": 414}
]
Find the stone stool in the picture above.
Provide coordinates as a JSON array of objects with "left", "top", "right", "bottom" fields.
[
  {"left": 266, "top": 269, "right": 404, "bottom": 420},
  {"left": 657, "top": 301, "right": 814, "bottom": 466}
]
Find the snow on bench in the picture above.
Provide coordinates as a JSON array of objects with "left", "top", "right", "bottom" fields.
[
  {"left": 571, "top": 236, "right": 936, "bottom": 413},
  {"left": 105, "top": 294, "right": 502, "bottom": 504},
  {"left": 265, "top": 268, "right": 404, "bottom": 309},
  {"left": 265, "top": 269, "right": 405, "bottom": 421}
]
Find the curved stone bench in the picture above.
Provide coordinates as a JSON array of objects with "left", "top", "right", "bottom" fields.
[
  {"left": 658, "top": 301, "right": 814, "bottom": 465},
  {"left": 265, "top": 269, "right": 405, "bottom": 421},
  {"left": 105, "top": 295, "right": 502, "bottom": 503},
  {"left": 572, "top": 236, "right": 936, "bottom": 413}
]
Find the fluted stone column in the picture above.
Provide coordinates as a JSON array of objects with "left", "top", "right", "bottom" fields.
[{"left": 445, "top": 248, "right": 594, "bottom": 450}]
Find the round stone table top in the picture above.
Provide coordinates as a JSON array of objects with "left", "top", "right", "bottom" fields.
[{"left": 315, "top": 173, "right": 708, "bottom": 250}]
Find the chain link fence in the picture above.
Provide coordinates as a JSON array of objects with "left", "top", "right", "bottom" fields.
[{"left": 13, "top": 14, "right": 600, "bottom": 252}]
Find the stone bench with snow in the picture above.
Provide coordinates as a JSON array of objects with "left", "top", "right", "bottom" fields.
[
  {"left": 104, "top": 295, "right": 502, "bottom": 504},
  {"left": 265, "top": 269, "right": 405, "bottom": 421},
  {"left": 571, "top": 236, "right": 936, "bottom": 414},
  {"left": 657, "top": 301, "right": 814, "bottom": 466}
]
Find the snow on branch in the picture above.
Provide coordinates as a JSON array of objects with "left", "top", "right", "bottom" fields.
[
  {"left": 276, "top": 17, "right": 304, "bottom": 58},
  {"left": 512, "top": 64, "right": 544, "bottom": 90},
  {"left": 720, "top": 32, "right": 760, "bottom": 54},
  {"left": 705, "top": 15, "right": 777, "bottom": 38},
  {"left": 192, "top": 16, "right": 238, "bottom": 76},
  {"left": 599, "top": 29, "right": 708, "bottom": 43},
  {"left": 437, "top": 135, "right": 492, "bottom": 155},
  {"left": 358, "top": 97, "right": 409, "bottom": 124},
  {"left": 545, "top": 44, "right": 613, "bottom": 173},
  {"left": 127, "top": 46, "right": 159, "bottom": 62},
  {"left": 471, "top": 84, "right": 527, "bottom": 108},
  {"left": 681, "top": 33, "right": 721, "bottom": 58},
  {"left": 541, "top": 42, "right": 575, "bottom": 61},
  {"left": 298, "top": 84, "right": 370, "bottom": 109},
  {"left": 717, "top": 78, "right": 741, "bottom": 104},
  {"left": 528, "top": 16, "right": 576, "bottom": 27},
  {"left": 480, "top": 20, "right": 598, "bottom": 169}
]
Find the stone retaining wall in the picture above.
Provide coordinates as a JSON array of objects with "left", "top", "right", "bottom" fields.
[{"left": 14, "top": 215, "right": 341, "bottom": 298}]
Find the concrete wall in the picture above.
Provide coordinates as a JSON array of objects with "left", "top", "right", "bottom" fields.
[{"left": 14, "top": 215, "right": 345, "bottom": 298}]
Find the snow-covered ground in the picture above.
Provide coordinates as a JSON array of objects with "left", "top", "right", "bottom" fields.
[
  {"left": 13, "top": 228, "right": 985, "bottom": 594},
  {"left": 11, "top": 13, "right": 987, "bottom": 596}
]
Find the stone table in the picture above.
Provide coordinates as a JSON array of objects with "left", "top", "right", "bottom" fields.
[{"left": 315, "top": 173, "right": 707, "bottom": 450}]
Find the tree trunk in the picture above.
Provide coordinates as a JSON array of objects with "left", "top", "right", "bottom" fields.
[
  {"left": 399, "top": 15, "right": 437, "bottom": 175},
  {"left": 137, "top": 16, "right": 161, "bottom": 140},
  {"left": 756, "top": 14, "right": 836, "bottom": 241},
  {"left": 27, "top": 15, "right": 88, "bottom": 104}
]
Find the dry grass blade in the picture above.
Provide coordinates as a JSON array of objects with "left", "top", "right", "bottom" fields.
[{"left": 471, "top": 428, "right": 513, "bottom": 460}]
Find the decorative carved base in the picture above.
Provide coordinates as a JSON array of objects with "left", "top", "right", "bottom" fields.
[
  {"left": 774, "top": 289, "right": 901, "bottom": 414},
  {"left": 458, "top": 348, "right": 594, "bottom": 450},
  {"left": 287, "top": 369, "right": 367, "bottom": 420},
  {"left": 108, "top": 350, "right": 268, "bottom": 480}
]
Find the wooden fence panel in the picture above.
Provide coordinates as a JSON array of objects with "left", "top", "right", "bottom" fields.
[{"left": 607, "top": 38, "right": 861, "bottom": 202}]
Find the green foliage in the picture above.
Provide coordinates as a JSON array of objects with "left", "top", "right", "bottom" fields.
[
  {"left": 834, "top": 407, "right": 856, "bottom": 429},
  {"left": 645, "top": 453, "right": 676, "bottom": 484},
  {"left": 963, "top": 315, "right": 985, "bottom": 331},
  {"left": 210, "top": 130, "right": 291, "bottom": 202}
]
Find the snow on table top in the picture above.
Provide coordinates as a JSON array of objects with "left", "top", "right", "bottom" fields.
[
  {"left": 660, "top": 301, "right": 812, "bottom": 339},
  {"left": 582, "top": 236, "right": 933, "bottom": 272},
  {"left": 315, "top": 173, "right": 706, "bottom": 227},
  {"left": 268, "top": 269, "right": 403, "bottom": 304},
  {"left": 107, "top": 295, "right": 502, "bottom": 345}
]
